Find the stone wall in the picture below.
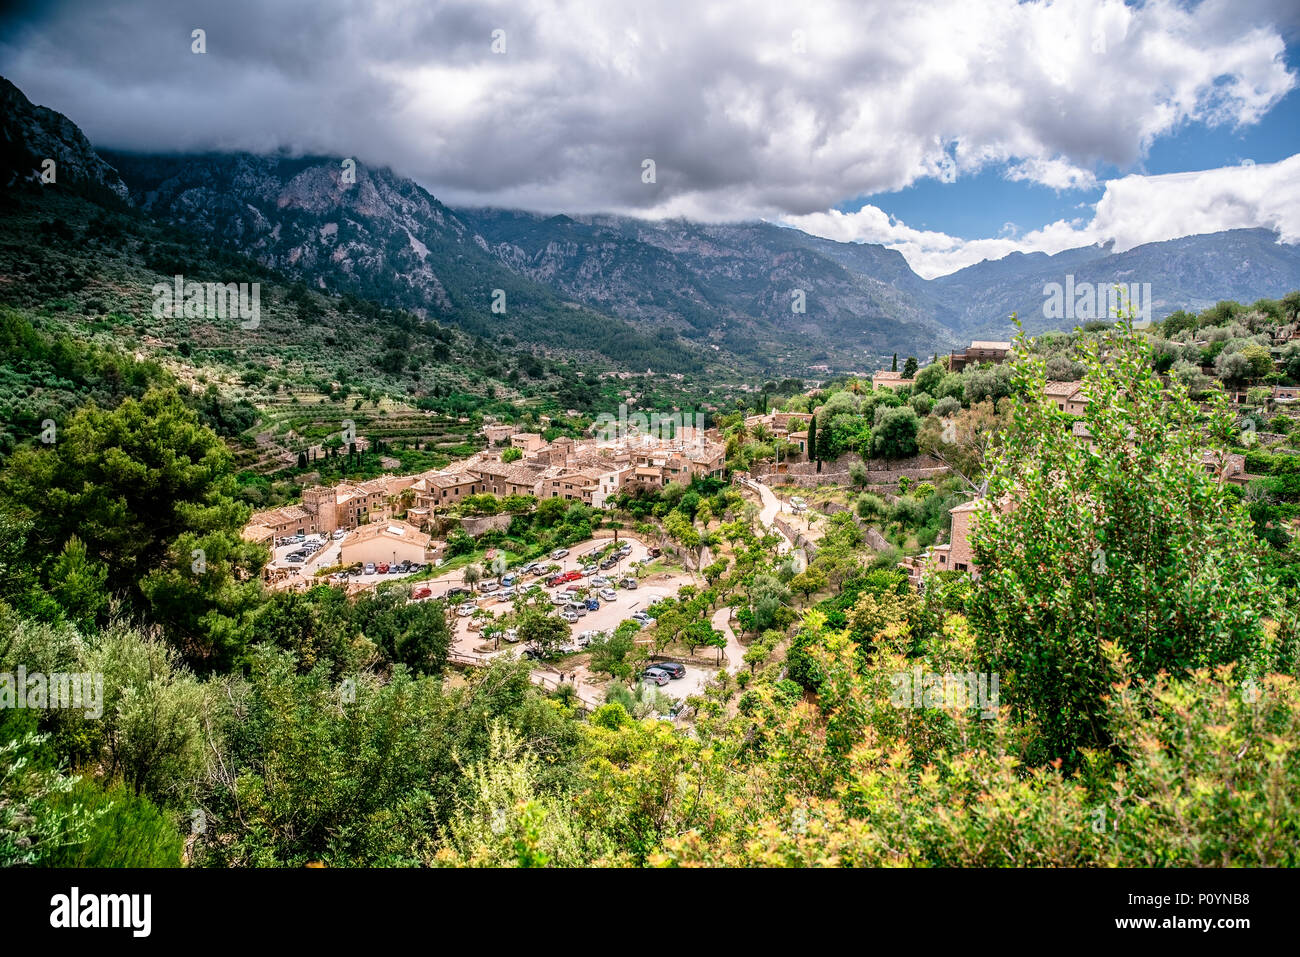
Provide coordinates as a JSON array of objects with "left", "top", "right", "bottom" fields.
[
  {"left": 458, "top": 513, "right": 514, "bottom": 537},
  {"left": 755, "top": 453, "right": 950, "bottom": 488}
]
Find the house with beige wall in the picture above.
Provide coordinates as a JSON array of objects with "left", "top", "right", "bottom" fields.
[
  {"left": 340, "top": 520, "right": 431, "bottom": 567},
  {"left": 510, "top": 432, "right": 547, "bottom": 453},
  {"left": 872, "top": 370, "right": 915, "bottom": 390}
]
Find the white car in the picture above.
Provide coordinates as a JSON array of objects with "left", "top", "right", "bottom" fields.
[
  {"left": 598, "top": 587, "right": 617, "bottom": 602},
  {"left": 561, "top": 611, "right": 580, "bottom": 623},
  {"left": 497, "top": 589, "right": 515, "bottom": 602},
  {"left": 590, "top": 575, "right": 610, "bottom": 586},
  {"left": 456, "top": 605, "right": 476, "bottom": 617},
  {"left": 551, "top": 548, "right": 569, "bottom": 560},
  {"left": 331, "top": 529, "right": 347, "bottom": 540},
  {"left": 551, "top": 592, "right": 571, "bottom": 606},
  {"left": 504, "top": 628, "right": 520, "bottom": 643},
  {"left": 478, "top": 580, "right": 499, "bottom": 593}
]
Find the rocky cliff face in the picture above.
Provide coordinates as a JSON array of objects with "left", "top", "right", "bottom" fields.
[{"left": 0, "top": 77, "right": 129, "bottom": 205}]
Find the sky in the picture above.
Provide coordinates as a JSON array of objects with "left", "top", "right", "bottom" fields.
[{"left": 1, "top": 0, "right": 1298, "bottom": 278}]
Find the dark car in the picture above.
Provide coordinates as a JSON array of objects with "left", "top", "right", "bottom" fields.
[
  {"left": 650, "top": 661, "right": 686, "bottom": 679},
  {"left": 584, "top": 598, "right": 600, "bottom": 611},
  {"left": 443, "top": 586, "right": 472, "bottom": 600}
]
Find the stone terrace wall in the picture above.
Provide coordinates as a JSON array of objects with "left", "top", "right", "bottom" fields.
[{"left": 755, "top": 453, "right": 949, "bottom": 487}]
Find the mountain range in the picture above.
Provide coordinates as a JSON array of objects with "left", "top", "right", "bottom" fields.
[{"left": 5, "top": 74, "right": 1300, "bottom": 375}]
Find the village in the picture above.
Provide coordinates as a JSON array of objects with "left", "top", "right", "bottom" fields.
[{"left": 234, "top": 323, "right": 1300, "bottom": 716}]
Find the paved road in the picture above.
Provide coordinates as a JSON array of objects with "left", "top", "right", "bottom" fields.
[
  {"left": 740, "top": 478, "right": 792, "bottom": 554},
  {"left": 712, "top": 605, "right": 745, "bottom": 674}
]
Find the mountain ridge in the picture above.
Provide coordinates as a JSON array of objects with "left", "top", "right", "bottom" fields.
[{"left": 4, "top": 73, "right": 1299, "bottom": 371}]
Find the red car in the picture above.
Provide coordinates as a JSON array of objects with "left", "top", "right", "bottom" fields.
[
  {"left": 561, "top": 571, "right": 583, "bottom": 583},
  {"left": 412, "top": 586, "right": 432, "bottom": 600},
  {"left": 565, "top": 582, "right": 584, "bottom": 593},
  {"left": 376, "top": 562, "right": 390, "bottom": 574}
]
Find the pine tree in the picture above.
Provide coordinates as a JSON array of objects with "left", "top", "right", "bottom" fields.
[
  {"left": 891, "top": 353, "right": 898, "bottom": 372},
  {"left": 807, "top": 414, "right": 819, "bottom": 473}
]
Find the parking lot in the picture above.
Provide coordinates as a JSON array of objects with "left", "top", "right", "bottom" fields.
[
  {"left": 447, "top": 536, "right": 692, "bottom": 654},
  {"left": 268, "top": 535, "right": 343, "bottom": 580}
]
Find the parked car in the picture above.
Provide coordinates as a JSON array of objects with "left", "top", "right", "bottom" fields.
[
  {"left": 584, "top": 598, "right": 600, "bottom": 611},
  {"left": 646, "top": 546, "right": 661, "bottom": 558},
  {"left": 444, "top": 586, "right": 471, "bottom": 599},
  {"left": 561, "top": 611, "right": 580, "bottom": 623},
  {"left": 497, "top": 589, "right": 515, "bottom": 602},
  {"left": 332, "top": 529, "right": 347, "bottom": 540},
  {"left": 564, "top": 582, "right": 584, "bottom": 593},
  {"left": 642, "top": 667, "right": 671, "bottom": 686},
  {"left": 503, "top": 628, "right": 520, "bottom": 643},
  {"left": 631, "top": 612, "right": 652, "bottom": 623},
  {"left": 651, "top": 661, "right": 686, "bottom": 679},
  {"left": 456, "top": 605, "right": 476, "bottom": 617},
  {"left": 562, "top": 571, "right": 583, "bottom": 583},
  {"left": 571, "top": 603, "right": 588, "bottom": 616},
  {"left": 598, "top": 587, "right": 617, "bottom": 602},
  {"left": 478, "top": 580, "right": 499, "bottom": 592},
  {"left": 520, "top": 648, "right": 542, "bottom": 660},
  {"left": 412, "top": 586, "right": 432, "bottom": 600},
  {"left": 575, "top": 630, "right": 600, "bottom": 648},
  {"left": 600, "top": 558, "right": 618, "bottom": 570},
  {"left": 551, "top": 548, "right": 570, "bottom": 560},
  {"left": 501, "top": 575, "right": 516, "bottom": 587},
  {"left": 522, "top": 582, "right": 542, "bottom": 593},
  {"left": 364, "top": 563, "right": 377, "bottom": 575},
  {"left": 552, "top": 593, "right": 571, "bottom": 606},
  {"left": 286, "top": 554, "right": 305, "bottom": 564},
  {"left": 621, "top": 577, "right": 638, "bottom": 589}
]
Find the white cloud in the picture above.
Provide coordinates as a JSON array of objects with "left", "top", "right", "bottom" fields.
[
  {"left": 786, "top": 155, "right": 1300, "bottom": 278},
  {"left": 0, "top": 0, "right": 1293, "bottom": 218},
  {"left": 1006, "top": 157, "right": 1098, "bottom": 191}
]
